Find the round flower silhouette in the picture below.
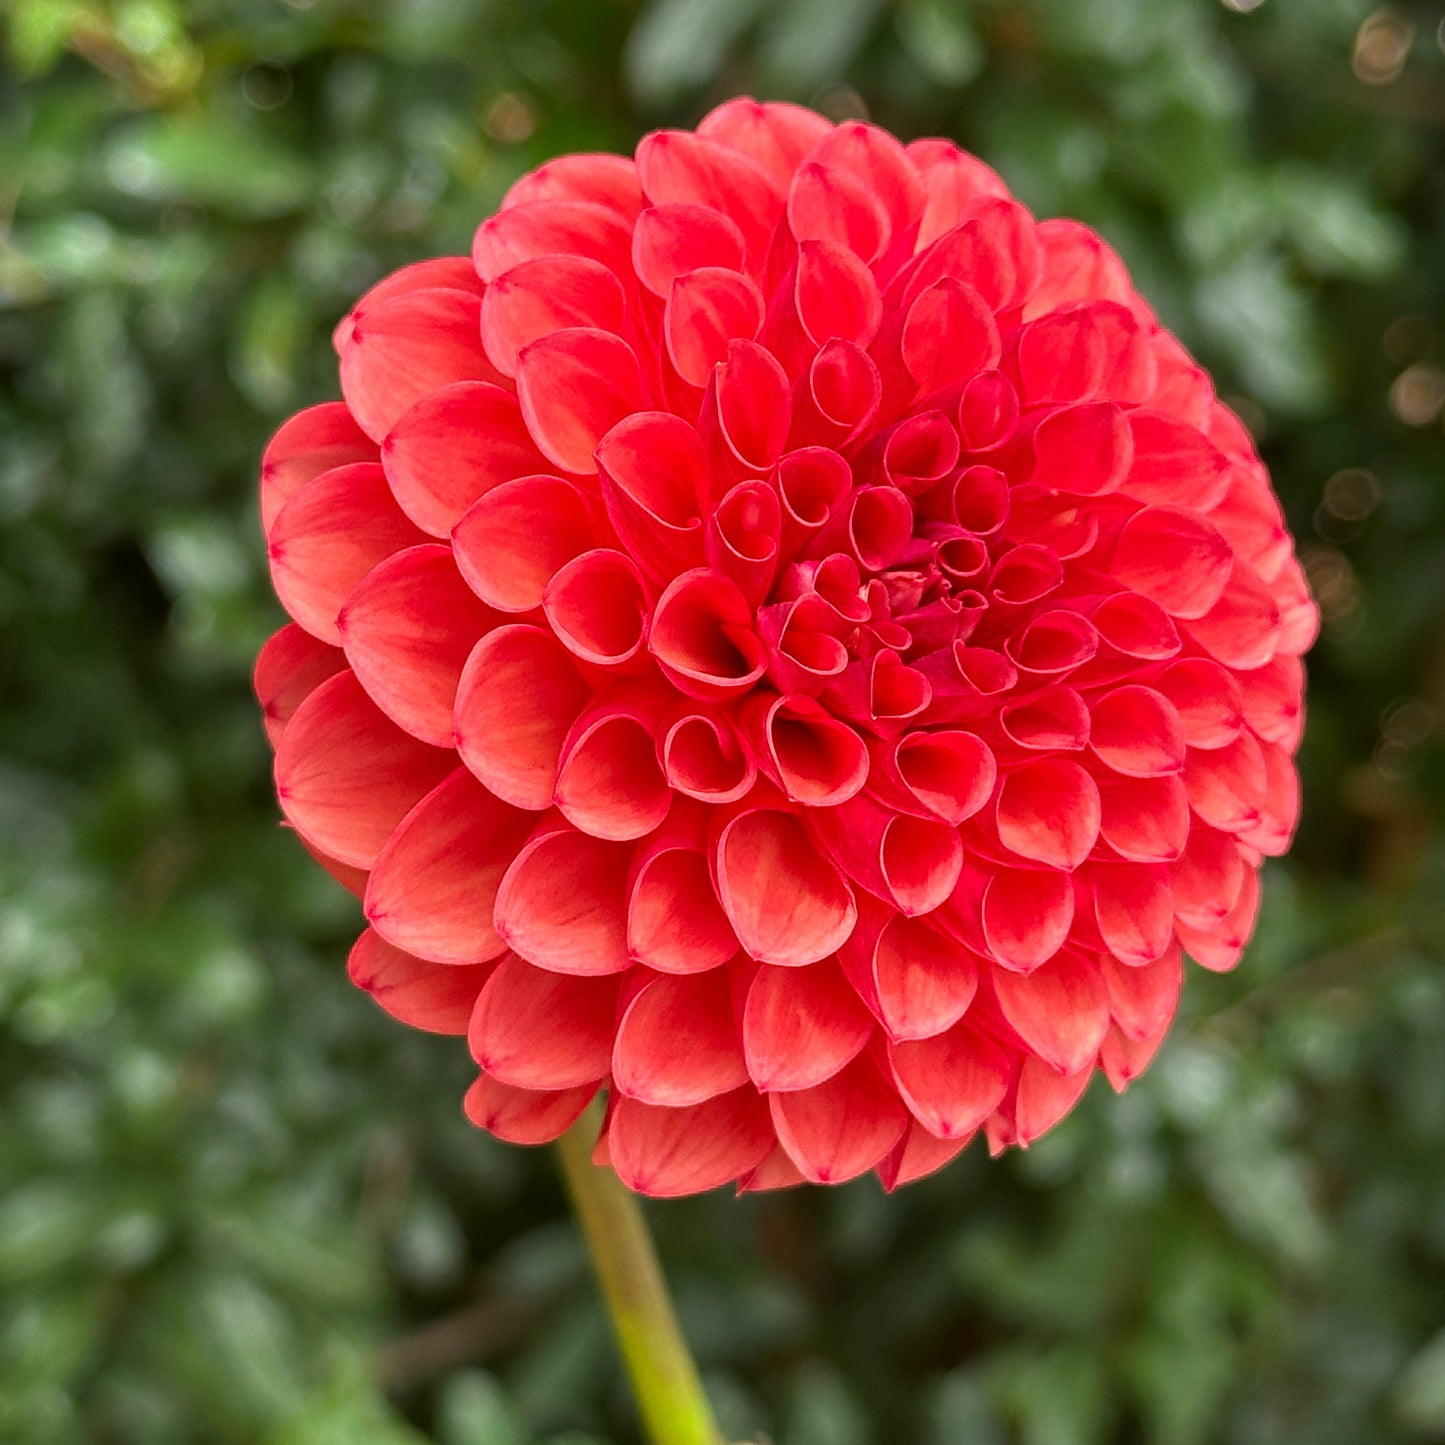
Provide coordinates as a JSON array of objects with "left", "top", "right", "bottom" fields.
[{"left": 256, "top": 99, "right": 1317, "bottom": 1196}]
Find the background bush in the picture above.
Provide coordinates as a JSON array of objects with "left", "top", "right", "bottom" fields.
[{"left": 2, "top": 1, "right": 1443, "bottom": 1441}]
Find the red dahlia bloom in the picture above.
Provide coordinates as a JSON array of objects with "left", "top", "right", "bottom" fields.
[{"left": 256, "top": 99, "right": 1317, "bottom": 1196}]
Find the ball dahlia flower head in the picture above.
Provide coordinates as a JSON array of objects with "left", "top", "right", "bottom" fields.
[{"left": 257, "top": 99, "right": 1316, "bottom": 1197}]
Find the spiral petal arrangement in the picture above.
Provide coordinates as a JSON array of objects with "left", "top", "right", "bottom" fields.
[{"left": 257, "top": 99, "right": 1317, "bottom": 1197}]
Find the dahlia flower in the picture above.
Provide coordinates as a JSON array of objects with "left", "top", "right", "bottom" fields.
[{"left": 256, "top": 99, "right": 1316, "bottom": 1197}]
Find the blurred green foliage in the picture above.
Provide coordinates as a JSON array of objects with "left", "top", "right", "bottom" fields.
[{"left": 2, "top": 1, "right": 1443, "bottom": 1442}]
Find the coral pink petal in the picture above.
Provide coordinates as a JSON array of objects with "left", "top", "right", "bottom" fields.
[
  {"left": 339, "top": 544, "right": 496, "bottom": 746},
  {"left": 993, "top": 950, "right": 1110, "bottom": 1075},
  {"left": 595, "top": 412, "right": 708, "bottom": 584},
  {"left": 608, "top": 1089, "right": 775, "bottom": 1197},
  {"left": 260, "top": 402, "right": 375, "bottom": 537},
  {"left": 956, "top": 370, "right": 1019, "bottom": 451},
  {"left": 454, "top": 626, "right": 590, "bottom": 810},
  {"left": 666, "top": 267, "right": 765, "bottom": 388},
  {"left": 737, "top": 1147, "right": 809, "bottom": 1193},
  {"left": 333, "top": 257, "right": 485, "bottom": 351},
  {"left": 1177, "top": 867, "right": 1260, "bottom": 972},
  {"left": 1100, "top": 1018, "right": 1169, "bottom": 1091},
  {"left": 649, "top": 568, "right": 767, "bottom": 701},
  {"left": 1110, "top": 506, "right": 1233, "bottom": 619},
  {"left": 493, "top": 820, "right": 632, "bottom": 975},
  {"left": 714, "top": 807, "right": 857, "bottom": 966},
  {"left": 770, "top": 1053, "right": 909, "bottom": 1185},
  {"left": 1000, "top": 686, "right": 1090, "bottom": 752},
  {"left": 790, "top": 340, "right": 882, "bottom": 450},
  {"left": 1090, "top": 592, "right": 1182, "bottom": 662},
  {"left": 1007, "top": 1056, "right": 1094, "bottom": 1148},
  {"left": 707, "top": 480, "right": 781, "bottom": 607},
  {"left": 795, "top": 239, "right": 883, "bottom": 349},
  {"left": 1088, "top": 685, "right": 1185, "bottom": 779},
  {"left": 275, "top": 671, "right": 453, "bottom": 868},
  {"left": 268, "top": 462, "right": 429, "bottom": 645},
  {"left": 472, "top": 199, "right": 634, "bottom": 282},
  {"left": 888, "top": 1022, "right": 1010, "bottom": 1139},
  {"left": 382, "top": 381, "right": 549, "bottom": 536},
  {"left": 995, "top": 758, "right": 1100, "bottom": 869},
  {"left": 1100, "top": 945, "right": 1182, "bottom": 1042},
  {"left": 1125, "top": 411, "right": 1234, "bottom": 511},
  {"left": 879, "top": 1120, "right": 977, "bottom": 1189},
  {"left": 1187, "top": 562, "right": 1283, "bottom": 671},
  {"left": 697, "top": 97, "right": 833, "bottom": 184},
  {"left": 902, "top": 278, "right": 999, "bottom": 395},
  {"left": 776, "top": 447, "right": 852, "bottom": 557},
  {"left": 293, "top": 831, "right": 369, "bottom": 898},
  {"left": 502, "top": 153, "right": 642, "bottom": 217},
  {"left": 635, "top": 129, "right": 784, "bottom": 266},
  {"left": 872, "top": 913, "right": 979, "bottom": 1041},
  {"left": 516, "top": 328, "right": 642, "bottom": 475},
  {"left": 980, "top": 865, "right": 1075, "bottom": 972},
  {"left": 555, "top": 696, "right": 672, "bottom": 841},
  {"left": 810, "top": 121, "right": 926, "bottom": 241},
  {"left": 703, "top": 339, "right": 793, "bottom": 480},
  {"left": 742, "top": 958, "right": 874, "bottom": 1092},
  {"left": 887, "top": 731, "right": 996, "bottom": 824},
  {"left": 1238, "top": 653, "right": 1306, "bottom": 750},
  {"left": 347, "top": 928, "right": 489, "bottom": 1036},
  {"left": 742, "top": 692, "right": 869, "bottom": 807},
  {"left": 1184, "top": 730, "right": 1268, "bottom": 833},
  {"left": 1026, "top": 220, "right": 1132, "bottom": 315},
  {"left": 813, "top": 793, "right": 963, "bottom": 916},
  {"left": 452, "top": 474, "right": 594, "bottom": 613},
  {"left": 1098, "top": 773, "right": 1192, "bottom": 862},
  {"left": 339, "top": 288, "right": 502, "bottom": 442},
  {"left": 1088, "top": 862, "right": 1174, "bottom": 966},
  {"left": 613, "top": 970, "right": 749, "bottom": 1106},
  {"left": 480, "top": 255, "right": 626, "bottom": 375},
  {"left": 1014, "top": 306, "right": 1106, "bottom": 404},
  {"left": 253, "top": 623, "right": 345, "bottom": 748},
  {"left": 628, "top": 832, "right": 739, "bottom": 973},
  {"left": 908, "top": 137, "right": 1008, "bottom": 243},
  {"left": 463, "top": 1075, "right": 597, "bottom": 1146},
  {"left": 468, "top": 953, "right": 620, "bottom": 1087},
  {"left": 365, "top": 768, "right": 532, "bottom": 965},
  {"left": 1170, "top": 827, "right": 1246, "bottom": 928},
  {"left": 788, "top": 160, "right": 889, "bottom": 264},
  {"left": 631, "top": 204, "right": 748, "bottom": 296},
  {"left": 660, "top": 708, "right": 756, "bottom": 803},
  {"left": 543, "top": 550, "right": 648, "bottom": 669},
  {"left": 1029, "top": 401, "right": 1131, "bottom": 496}
]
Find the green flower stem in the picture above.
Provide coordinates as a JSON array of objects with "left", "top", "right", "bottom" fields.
[{"left": 555, "top": 1101, "right": 725, "bottom": 1445}]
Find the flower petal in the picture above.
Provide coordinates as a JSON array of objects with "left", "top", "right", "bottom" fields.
[
  {"left": 607, "top": 1088, "right": 775, "bottom": 1197},
  {"left": 493, "top": 819, "right": 632, "bottom": 975},
  {"left": 714, "top": 806, "right": 857, "bottom": 966},
  {"left": 268, "top": 463, "right": 428, "bottom": 645},
  {"left": 463, "top": 1075, "right": 597, "bottom": 1145},
  {"left": 339, "top": 544, "right": 497, "bottom": 746},
  {"left": 339, "top": 288, "right": 503, "bottom": 442},
  {"left": 613, "top": 970, "right": 749, "bottom": 1106},
  {"left": 382, "top": 381, "right": 549, "bottom": 537},
  {"left": 366, "top": 768, "right": 532, "bottom": 965},
  {"left": 347, "top": 928, "right": 490, "bottom": 1035},
  {"left": 742, "top": 958, "right": 874, "bottom": 1092},
  {"left": 275, "top": 671, "right": 453, "bottom": 868},
  {"left": 468, "top": 953, "right": 620, "bottom": 1087},
  {"left": 770, "top": 1052, "right": 909, "bottom": 1184},
  {"left": 454, "top": 626, "right": 590, "bottom": 810}
]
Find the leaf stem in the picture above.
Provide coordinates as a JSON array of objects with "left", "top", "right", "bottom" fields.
[{"left": 554, "top": 1101, "right": 724, "bottom": 1445}]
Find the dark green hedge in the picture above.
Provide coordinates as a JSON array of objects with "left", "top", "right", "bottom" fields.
[{"left": 2, "top": 1, "right": 1443, "bottom": 1441}]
